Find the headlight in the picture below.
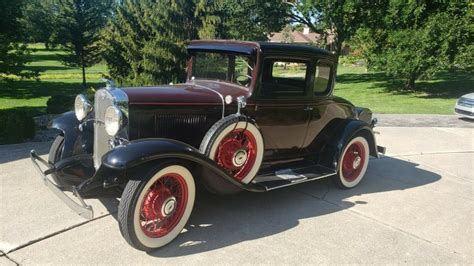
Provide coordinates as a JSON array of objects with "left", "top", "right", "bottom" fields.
[
  {"left": 74, "top": 94, "right": 92, "bottom": 121},
  {"left": 104, "top": 105, "right": 123, "bottom": 136}
]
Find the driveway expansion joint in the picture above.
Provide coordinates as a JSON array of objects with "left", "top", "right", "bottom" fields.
[
  {"left": 1, "top": 252, "right": 19, "bottom": 266},
  {"left": 4, "top": 212, "right": 116, "bottom": 255}
]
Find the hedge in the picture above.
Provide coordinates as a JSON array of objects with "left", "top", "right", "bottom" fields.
[
  {"left": 46, "top": 94, "right": 75, "bottom": 114},
  {"left": 0, "top": 108, "right": 36, "bottom": 144}
]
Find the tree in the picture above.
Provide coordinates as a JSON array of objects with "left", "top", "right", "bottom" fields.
[
  {"left": 102, "top": 0, "right": 199, "bottom": 85},
  {"left": 52, "top": 0, "right": 112, "bottom": 88},
  {"left": 353, "top": 1, "right": 472, "bottom": 90},
  {"left": 285, "top": 0, "right": 385, "bottom": 67},
  {"left": 21, "top": 0, "right": 59, "bottom": 49},
  {"left": 197, "top": 0, "right": 288, "bottom": 41},
  {"left": 102, "top": 0, "right": 288, "bottom": 85},
  {"left": 0, "top": 0, "right": 35, "bottom": 78},
  {"left": 281, "top": 25, "right": 294, "bottom": 43}
]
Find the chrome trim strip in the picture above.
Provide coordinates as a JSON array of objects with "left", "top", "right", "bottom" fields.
[
  {"left": 30, "top": 150, "right": 93, "bottom": 219},
  {"left": 189, "top": 82, "right": 225, "bottom": 118},
  {"left": 264, "top": 172, "right": 336, "bottom": 191}
]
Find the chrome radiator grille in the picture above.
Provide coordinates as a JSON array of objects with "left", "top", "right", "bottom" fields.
[{"left": 93, "top": 88, "right": 128, "bottom": 169}]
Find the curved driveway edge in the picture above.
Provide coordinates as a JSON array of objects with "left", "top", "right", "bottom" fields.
[{"left": 374, "top": 114, "right": 474, "bottom": 128}]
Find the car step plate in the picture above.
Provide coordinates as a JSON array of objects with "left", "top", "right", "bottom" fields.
[{"left": 253, "top": 165, "right": 336, "bottom": 191}]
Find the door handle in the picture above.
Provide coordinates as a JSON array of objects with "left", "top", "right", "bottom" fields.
[{"left": 304, "top": 106, "right": 313, "bottom": 111}]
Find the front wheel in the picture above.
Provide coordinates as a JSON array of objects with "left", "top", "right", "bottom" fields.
[
  {"left": 48, "top": 135, "right": 65, "bottom": 187},
  {"left": 118, "top": 163, "right": 196, "bottom": 251},
  {"left": 333, "top": 136, "right": 370, "bottom": 189}
]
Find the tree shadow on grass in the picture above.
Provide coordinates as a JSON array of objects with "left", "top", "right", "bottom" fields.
[
  {"left": 24, "top": 65, "right": 73, "bottom": 72},
  {"left": 0, "top": 79, "right": 103, "bottom": 99},
  {"left": 29, "top": 53, "right": 64, "bottom": 62},
  {"left": 337, "top": 69, "right": 474, "bottom": 100}
]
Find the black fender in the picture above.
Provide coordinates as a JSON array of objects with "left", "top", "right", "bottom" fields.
[
  {"left": 100, "top": 138, "right": 265, "bottom": 194},
  {"left": 48, "top": 111, "right": 93, "bottom": 159},
  {"left": 318, "top": 119, "right": 378, "bottom": 171}
]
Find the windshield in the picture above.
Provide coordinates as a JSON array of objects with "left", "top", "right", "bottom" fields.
[{"left": 192, "top": 52, "right": 254, "bottom": 87}]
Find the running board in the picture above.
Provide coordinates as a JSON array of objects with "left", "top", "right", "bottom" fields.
[{"left": 252, "top": 165, "right": 336, "bottom": 191}]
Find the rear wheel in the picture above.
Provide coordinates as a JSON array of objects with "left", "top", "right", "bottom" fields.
[
  {"left": 333, "top": 136, "right": 370, "bottom": 189},
  {"left": 118, "top": 163, "right": 195, "bottom": 251},
  {"left": 48, "top": 135, "right": 65, "bottom": 187}
]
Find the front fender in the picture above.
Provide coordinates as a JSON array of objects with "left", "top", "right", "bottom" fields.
[
  {"left": 319, "top": 119, "right": 378, "bottom": 171},
  {"left": 101, "top": 138, "right": 265, "bottom": 193},
  {"left": 48, "top": 111, "right": 93, "bottom": 158}
]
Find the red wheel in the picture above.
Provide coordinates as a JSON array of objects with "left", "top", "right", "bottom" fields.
[
  {"left": 200, "top": 116, "right": 264, "bottom": 184},
  {"left": 118, "top": 164, "right": 195, "bottom": 251},
  {"left": 334, "top": 136, "right": 369, "bottom": 188},
  {"left": 341, "top": 141, "right": 366, "bottom": 182},
  {"left": 214, "top": 128, "right": 258, "bottom": 181},
  {"left": 139, "top": 173, "right": 188, "bottom": 238}
]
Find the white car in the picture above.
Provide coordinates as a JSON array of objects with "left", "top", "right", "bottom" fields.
[{"left": 454, "top": 93, "right": 474, "bottom": 119}]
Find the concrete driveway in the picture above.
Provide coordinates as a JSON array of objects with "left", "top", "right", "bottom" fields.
[{"left": 1, "top": 125, "right": 473, "bottom": 264}]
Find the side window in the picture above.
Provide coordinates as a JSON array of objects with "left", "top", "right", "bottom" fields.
[
  {"left": 261, "top": 59, "right": 310, "bottom": 96},
  {"left": 314, "top": 62, "right": 332, "bottom": 94},
  {"left": 272, "top": 61, "right": 307, "bottom": 80}
]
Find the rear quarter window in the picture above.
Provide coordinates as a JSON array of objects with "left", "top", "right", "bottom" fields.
[{"left": 314, "top": 62, "right": 332, "bottom": 94}]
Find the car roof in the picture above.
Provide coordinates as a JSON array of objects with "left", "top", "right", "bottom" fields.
[
  {"left": 188, "top": 40, "right": 334, "bottom": 59},
  {"left": 257, "top": 42, "right": 333, "bottom": 57}
]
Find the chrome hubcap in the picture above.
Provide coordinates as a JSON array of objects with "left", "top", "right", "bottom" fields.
[
  {"left": 232, "top": 149, "right": 248, "bottom": 167},
  {"left": 353, "top": 156, "right": 361, "bottom": 169},
  {"left": 161, "top": 197, "right": 177, "bottom": 217}
]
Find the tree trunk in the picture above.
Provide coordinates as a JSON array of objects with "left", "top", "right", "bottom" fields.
[
  {"left": 404, "top": 76, "right": 416, "bottom": 90},
  {"left": 81, "top": 54, "right": 86, "bottom": 89},
  {"left": 333, "top": 39, "right": 343, "bottom": 75}
]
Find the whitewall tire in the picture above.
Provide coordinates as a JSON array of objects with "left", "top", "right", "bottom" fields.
[
  {"left": 118, "top": 164, "right": 195, "bottom": 251},
  {"left": 334, "top": 136, "right": 370, "bottom": 189}
]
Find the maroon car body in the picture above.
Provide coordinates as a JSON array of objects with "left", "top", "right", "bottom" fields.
[{"left": 31, "top": 40, "right": 384, "bottom": 251}]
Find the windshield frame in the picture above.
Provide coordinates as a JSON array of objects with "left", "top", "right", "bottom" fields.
[{"left": 187, "top": 50, "right": 258, "bottom": 90}]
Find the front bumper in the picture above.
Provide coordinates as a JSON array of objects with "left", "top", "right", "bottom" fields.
[
  {"left": 454, "top": 104, "right": 474, "bottom": 118},
  {"left": 30, "top": 150, "right": 93, "bottom": 219}
]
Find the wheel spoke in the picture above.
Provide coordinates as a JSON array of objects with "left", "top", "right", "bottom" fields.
[{"left": 139, "top": 172, "right": 189, "bottom": 238}]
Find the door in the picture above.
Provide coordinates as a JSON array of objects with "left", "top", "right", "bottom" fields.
[
  {"left": 303, "top": 60, "right": 353, "bottom": 150},
  {"left": 252, "top": 57, "right": 313, "bottom": 160}
]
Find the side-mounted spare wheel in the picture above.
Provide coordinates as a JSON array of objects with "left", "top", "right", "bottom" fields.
[
  {"left": 118, "top": 162, "right": 196, "bottom": 251},
  {"left": 200, "top": 115, "right": 264, "bottom": 184},
  {"left": 333, "top": 135, "right": 370, "bottom": 189}
]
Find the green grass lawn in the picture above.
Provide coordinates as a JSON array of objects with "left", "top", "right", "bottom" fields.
[
  {"left": 0, "top": 43, "right": 107, "bottom": 114},
  {"left": 335, "top": 65, "right": 473, "bottom": 114},
  {"left": 0, "top": 44, "right": 472, "bottom": 114}
]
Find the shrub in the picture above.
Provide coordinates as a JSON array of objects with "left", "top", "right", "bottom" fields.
[
  {"left": 46, "top": 95, "right": 75, "bottom": 114},
  {"left": 0, "top": 109, "right": 36, "bottom": 144}
]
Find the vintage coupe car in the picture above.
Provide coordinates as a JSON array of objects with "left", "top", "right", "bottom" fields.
[{"left": 31, "top": 40, "right": 385, "bottom": 251}]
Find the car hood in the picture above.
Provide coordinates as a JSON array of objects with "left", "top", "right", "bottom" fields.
[{"left": 121, "top": 80, "right": 251, "bottom": 105}]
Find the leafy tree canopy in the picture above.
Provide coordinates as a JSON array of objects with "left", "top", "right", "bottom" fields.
[
  {"left": 286, "top": 0, "right": 386, "bottom": 65},
  {"left": 353, "top": 1, "right": 472, "bottom": 90},
  {"left": 0, "top": 0, "right": 35, "bottom": 78},
  {"left": 21, "top": 0, "right": 59, "bottom": 49},
  {"left": 102, "top": 0, "right": 287, "bottom": 85}
]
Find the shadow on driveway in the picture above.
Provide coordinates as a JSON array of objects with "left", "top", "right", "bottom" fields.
[{"left": 102, "top": 156, "right": 440, "bottom": 257}]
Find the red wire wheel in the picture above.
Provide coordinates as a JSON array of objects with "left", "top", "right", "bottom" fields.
[
  {"left": 214, "top": 128, "right": 258, "bottom": 181},
  {"left": 138, "top": 173, "right": 188, "bottom": 238},
  {"left": 341, "top": 141, "right": 366, "bottom": 182}
]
